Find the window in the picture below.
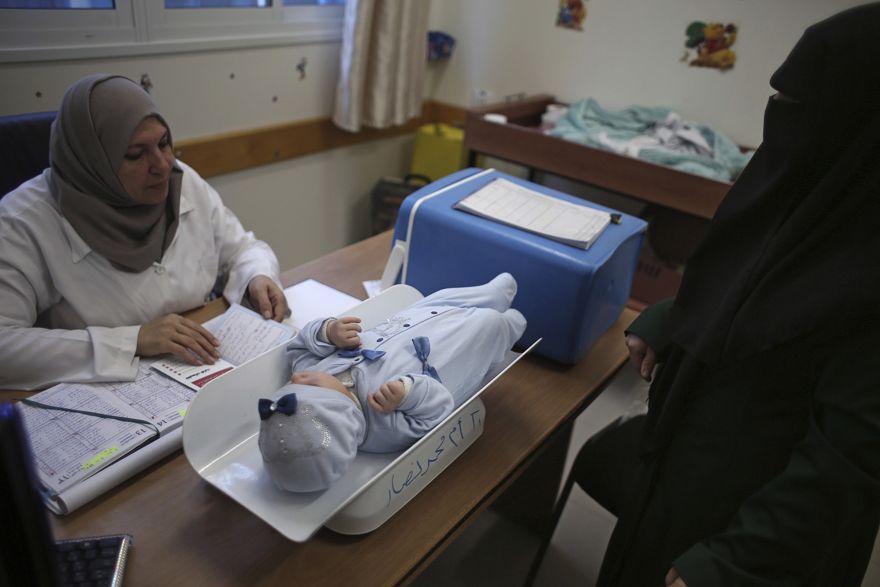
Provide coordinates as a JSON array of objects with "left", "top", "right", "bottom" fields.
[
  {"left": 164, "top": 1, "right": 345, "bottom": 6},
  {"left": 0, "top": 0, "right": 345, "bottom": 62},
  {"left": 0, "top": 0, "right": 344, "bottom": 7},
  {"left": 0, "top": 1, "right": 113, "bottom": 7},
  {"left": 165, "top": 1, "right": 270, "bottom": 7}
]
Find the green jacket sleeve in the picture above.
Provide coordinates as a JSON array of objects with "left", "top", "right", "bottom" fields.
[
  {"left": 673, "top": 322, "right": 880, "bottom": 586},
  {"left": 626, "top": 298, "right": 675, "bottom": 358}
]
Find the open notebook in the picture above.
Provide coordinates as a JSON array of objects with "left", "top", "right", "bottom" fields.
[
  {"left": 17, "top": 303, "right": 294, "bottom": 514},
  {"left": 17, "top": 280, "right": 360, "bottom": 515}
]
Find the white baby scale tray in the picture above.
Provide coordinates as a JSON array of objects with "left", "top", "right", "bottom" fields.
[{"left": 183, "top": 284, "right": 538, "bottom": 542}]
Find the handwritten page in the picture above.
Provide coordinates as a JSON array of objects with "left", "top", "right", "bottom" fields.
[
  {"left": 152, "top": 304, "right": 295, "bottom": 390},
  {"left": 211, "top": 304, "right": 294, "bottom": 365},
  {"left": 454, "top": 178, "right": 611, "bottom": 250}
]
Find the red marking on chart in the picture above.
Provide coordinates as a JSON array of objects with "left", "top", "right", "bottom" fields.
[{"left": 193, "top": 367, "right": 234, "bottom": 388}]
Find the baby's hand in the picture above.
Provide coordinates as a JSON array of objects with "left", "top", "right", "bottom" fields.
[
  {"left": 327, "top": 316, "right": 362, "bottom": 348},
  {"left": 367, "top": 379, "right": 407, "bottom": 413}
]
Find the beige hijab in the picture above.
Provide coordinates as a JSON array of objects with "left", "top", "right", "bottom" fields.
[{"left": 49, "top": 74, "right": 182, "bottom": 272}]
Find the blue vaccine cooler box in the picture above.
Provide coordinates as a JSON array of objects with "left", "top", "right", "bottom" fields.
[{"left": 380, "top": 168, "right": 647, "bottom": 364}]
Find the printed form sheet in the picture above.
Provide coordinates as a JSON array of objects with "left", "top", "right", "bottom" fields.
[{"left": 454, "top": 178, "right": 611, "bottom": 249}]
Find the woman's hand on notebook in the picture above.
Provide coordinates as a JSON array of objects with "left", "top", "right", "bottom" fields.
[{"left": 137, "top": 313, "right": 220, "bottom": 365}]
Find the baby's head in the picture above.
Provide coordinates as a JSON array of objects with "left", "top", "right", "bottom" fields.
[{"left": 257, "top": 383, "right": 365, "bottom": 493}]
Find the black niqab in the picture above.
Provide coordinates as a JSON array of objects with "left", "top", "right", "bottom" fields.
[{"left": 668, "top": 3, "right": 880, "bottom": 365}]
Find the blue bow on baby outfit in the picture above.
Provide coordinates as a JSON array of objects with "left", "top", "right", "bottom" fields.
[
  {"left": 412, "top": 336, "right": 441, "bottom": 382},
  {"left": 337, "top": 348, "right": 386, "bottom": 361},
  {"left": 258, "top": 393, "right": 298, "bottom": 420}
]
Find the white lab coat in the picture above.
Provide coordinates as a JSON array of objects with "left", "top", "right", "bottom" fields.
[{"left": 0, "top": 161, "right": 281, "bottom": 390}]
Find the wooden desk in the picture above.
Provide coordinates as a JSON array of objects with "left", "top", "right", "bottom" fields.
[{"left": 50, "top": 232, "right": 633, "bottom": 586}]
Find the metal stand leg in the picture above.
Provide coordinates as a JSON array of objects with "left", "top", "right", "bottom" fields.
[
  {"left": 467, "top": 149, "right": 478, "bottom": 167},
  {"left": 523, "top": 472, "right": 577, "bottom": 587}
]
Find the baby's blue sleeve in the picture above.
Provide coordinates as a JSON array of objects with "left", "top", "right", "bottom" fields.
[
  {"left": 361, "top": 374, "right": 454, "bottom": 452},
  {"left": 398, "top": 374, "right": 455, "bottom": 433},
  {"left": 286, "top": 317, "right": 336, "bottom": 372}
]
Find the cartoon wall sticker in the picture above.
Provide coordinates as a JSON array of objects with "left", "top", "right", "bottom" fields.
[
  {"left": 556, "top": 0, "right": 587, "bottom": 31},
  {"left": 683, "top": 21, "right": 738, "bottom": 70}
]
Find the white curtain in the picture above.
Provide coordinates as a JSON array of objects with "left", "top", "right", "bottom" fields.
[{"left": 333, "top": 0, "right": 430, "bottom": 133}]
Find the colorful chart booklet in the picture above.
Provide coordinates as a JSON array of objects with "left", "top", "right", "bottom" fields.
[{"left": 18, "top": 303, "right": 296, "bottom": 515}]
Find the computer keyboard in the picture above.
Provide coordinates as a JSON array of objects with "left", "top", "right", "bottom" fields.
[{"left": 55, "top": 534, "right": 132, "bottom": 587}]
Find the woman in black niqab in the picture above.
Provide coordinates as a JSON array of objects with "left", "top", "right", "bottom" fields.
[
  {"left": 591, "top": 5, "right": 880, "bottom": 586},
  {"left": 670, "top": 4, "right": 880, "bottom": 366}
]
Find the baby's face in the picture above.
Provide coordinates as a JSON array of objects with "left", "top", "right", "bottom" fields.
[{"left": 290, "top": 372, "right": 359, "bottom": 406}]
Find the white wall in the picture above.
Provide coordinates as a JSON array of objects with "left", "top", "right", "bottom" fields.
[
  {"left": 0, "top": 41, "right": 410, "bottom": 271},
  {"left": 210, "top": 134, "right": 413, "bottom": 270},
  {"left": 2, "top": 1, "right": 870, "bottom": 271},
  {"left": 0, "top": 43, "right": 341, "bottom": 138},
  {"left": 427, "top": 0, "right": 868, "bottom": 147}
]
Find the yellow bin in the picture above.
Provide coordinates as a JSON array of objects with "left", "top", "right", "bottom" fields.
[{"left": 410, "top": 123, "right": 467, "bottom": 182}]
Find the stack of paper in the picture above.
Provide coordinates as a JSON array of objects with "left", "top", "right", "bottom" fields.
[{"left": 454, "top": 177, "right": 611, "bottom": 250}]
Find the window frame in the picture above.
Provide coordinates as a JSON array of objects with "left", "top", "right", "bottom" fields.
[{"left": 0, "top": 1, "right": 345, "bottom": 63}]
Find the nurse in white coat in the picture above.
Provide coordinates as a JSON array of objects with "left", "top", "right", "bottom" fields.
[{"left": 0, "top": 74, "right": 288, "bottom": 390}]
